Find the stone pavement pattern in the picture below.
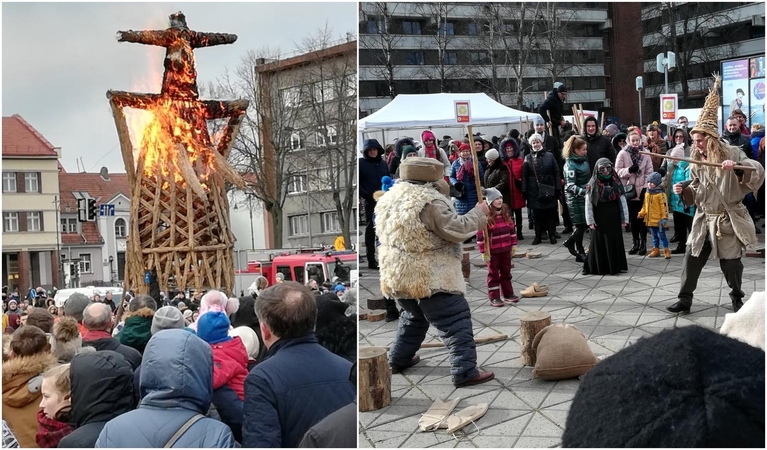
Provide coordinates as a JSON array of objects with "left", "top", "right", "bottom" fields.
[{"left": 358, "top": 219, "right": 765, "bottom": 448}]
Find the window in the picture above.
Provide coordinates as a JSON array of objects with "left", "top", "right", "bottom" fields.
[
  {"left": 500, "top": 23, "right": 515, "bottom": 34},
  {"left": 24, "top": 173, "right": 39, "bottom": 193},
  {"left": 374, "top": 81, "right": 389, "bottom": 97},
  {"left": 276, "top": 265, "right": 293, "bottom": 281},
  {"left": 344, "top": 74, "right": 356, "bottom": 97},
  {"left": 367, "top": 19, "right": 384, "bottom": 34},
  {"left": 313, "top": 80, "right": 336, "bottom": 103},
  {"left": 281, "top": 86, "right": 301, "bottom": 108},
  {"left": 287, "top": 175, "right": 307, "bottom": 194},
  {"left": 443, "top": 52, "right": 458, "bottom": 65},
  {"left": 468, "top": 23, "right": 479, "bottom": 36},
  {"left": 469, "top": 51, "right": 490, "bottom": 64},
  {"left": 3, "top": 212, "right": 18, "bottom": 232},
  {"left": 409, "top": 81, "right": 429, "bottom": 94},
  {"left": 439, "top": 22, "right": 455, "bottom": 36},
  {"left": 406, "top": 52, "right": 425, "bottom": 65},
  {"left": 290, "top": 132, "right": 304, "bottom": 150},
  {"left": 26, "top": 212, "right": 41, "bottom": 232},
  {"left": 61, "top": 218, "right": 77, "bottom": 233},
  {"left": 289, "top": 215, "right": 310, "bottom": 236},
  {"left": 402, "top": 21, "right": 421, "bottom": 35},
  {"left": 78, "top": 254, "right": 92, "bottom": 274},
  {"left": 321, "top": 211, "right": 341, "bottom": 233},
  {"left": 316, "top": 127, "right": 337, "bottom": 146},
  {"left": 115, "top": 218, "right": 127, "bottom": 237},
  {"left": 2, "top": 173, "right": 16, "bottom": 193}
]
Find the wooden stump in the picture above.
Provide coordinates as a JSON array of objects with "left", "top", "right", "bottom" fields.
[
  {"left": 367, "top": 309, "right": 386, "bottom": 322},
  {"left": 462, "top": 244, "right": 474, "bottom": 279},
  {"left": 519, "top": 311, "right": 552, "bottom": 366},
  {"left": 367, "top": 297, "right": 387, "bottom": 310},
  {"left": 358, "top": 308, "right": 369, "bottom": 320},
  {"left": 359, "top": 347, "right": 391, "bottom": 412}
]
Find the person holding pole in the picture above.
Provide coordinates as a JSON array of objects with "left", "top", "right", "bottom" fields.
[
  {"left": 666, "top": 76, "right": 764, "bottom": 314},
  {"left": 375, "top": 157, "right": 495, "bottom": 387},
  {"left": 539, "top": 84, "right": 567, "bottom": 144}
]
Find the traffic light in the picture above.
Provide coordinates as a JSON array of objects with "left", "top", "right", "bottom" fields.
[{"left": 87, "top": 199, "right": 98, "bottom": 221}]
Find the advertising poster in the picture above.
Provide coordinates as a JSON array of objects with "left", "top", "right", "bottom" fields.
[
  {"left": 750, "top": 56, "right": 765, "bottom": 78},
  {"left": 722, "top": 59, "right": 749, "bottom": 121},
  {"left": 750, "top": 78, "right": 765, "bottom": 131}
]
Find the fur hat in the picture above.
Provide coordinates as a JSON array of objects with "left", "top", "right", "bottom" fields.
[
  {"left": 484, "top": 187, "right": 502, "bottom": 204},
  {"left": 151, "top": 306, "right": 186, "bottom": 335},
  {"left": 562, "top": 326, "right": 765, "bottom": 447},
  {"left": 647, "top": 172, "right": 662, "bottom": 186},
  {"left": 196, "top": 311, "right": 232, "bottom": 345},
  {"left": 50, "top": 316, "right": 82, "bottom": 363},
  {"left": 691, "top": 74, "right": 722, "bottom": 138},
  {"left": 228, "top": 326, "right": 260, "bottom": 361},
  {"left": 485, "top": 149, "right": 499, "bottom": 161},
  {"left": 399, "top": 157, "right": 443, "bottom": 183}
]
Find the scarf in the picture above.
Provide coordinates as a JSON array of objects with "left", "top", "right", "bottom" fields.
[
  {"left": 625, "top": 144, "right": 642, "bottom": 167},
  {"left": 457, "top": 157, "right": 474, "bottom": 181},
  {"left": 424, "top": 144, "right": 437, "bottom": 160},
  {"left": 36, "top": 409, "right": 73, "bottom": 448},
  {"left": 588, "top": 158, "right": 624, "bottom": 206}
]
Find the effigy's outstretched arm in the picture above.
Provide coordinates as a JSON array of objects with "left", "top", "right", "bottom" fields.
[
  {"left": 117, "top": 30, "right": 170, "bottom": 46},
  {"left": 192, "top": 32, "right": 238, "bottom": 48}
]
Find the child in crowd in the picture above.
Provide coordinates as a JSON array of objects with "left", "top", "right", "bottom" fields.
[
  {"left": 36, "top": 364, "right": 73, "bottom": 448},
  {"left": 477, "top": 188, "right": 519, "bottom": 307},
  {"left": 638, "top": 172, "right": 671, "bottom": 259}
]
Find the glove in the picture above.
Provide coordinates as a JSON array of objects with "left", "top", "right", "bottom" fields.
[
  {"left": 628, "top": 164, "right": 639, "bottom": 174},
  {"left": 660, "top": 219, "right": 668, "bottom": 228},
  {"left": 511, "top": 246, "right": 517, "bottom": 257}
]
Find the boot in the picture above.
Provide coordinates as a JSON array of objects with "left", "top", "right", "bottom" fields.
[
  {"left": 628, "top": 239, "right": 640, "bottom": 255},
  {"left": 528, "top": 221, "right": 534, "bottom": 230},
  {"left": 516, "top": 226, "right": 524, "bottom": 240},
  {"left": 562, "top": 236, "right": 578, "bottom": 257},
  {"left": 549, "top": 233, "right": 557, "bottom": 245},
  {"left": 664, "top": 248, "right": 671, "bottom": 259},
  {"left": 636, "top": 239, "right": 647, "bottom": 256},
  {"left": 384, "top": 299, "right": 400, "bottom": 322},
  {"left": 669, "top": 234, "right": 679, "bottom": 243},
  {"left": 648, "top": 248, "right": 661, "bottom": 258},
  {"left": 671, "top": 244, "right": 686, "bottom": 255},
  {"left": 732, "top": 298, "right": 744, "bottom": 312},
  {"left": 541, "top": 231, "right": 549, "bottom": 240},
  {"left": 531, "top": 235, "right": 542, "bottom": 245}
]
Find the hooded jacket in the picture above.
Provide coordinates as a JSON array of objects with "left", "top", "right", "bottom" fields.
[
  {"left": 83, "top": 330, "right": 142, "bottom": 370},
  {"left": 359, "top": 139, "right": 389, "bottom": 206},
  {"left": 389, "top": 137, "right": 413, "bottom": 177},
  {"left": 95, "top": 330, "right": 236, "bottom": 448},
  {"left": 539, "top": 88, "right": 564, "bottom": 126},
  {"left": 2, "top": 352, "right": 58, "bottom": 448},
  {"left": 242, "top": 334, "right": 355, "bottom": 448},
  {"left": 750, "top": 129, "right": 764, "bottom": 162},
  {"left": 484, "top": 157, "right": 511, "bottom": 208},
  {"left": 116, "top": 307, "right": 154, "bottom": 354},
  {"left": 582, "top": 117, "right": 616, "bottom": 170},
  {"left": 57, "top": 350, "right": 134, "bottom": 448}
]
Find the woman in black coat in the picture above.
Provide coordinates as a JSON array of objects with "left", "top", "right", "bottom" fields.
[
  {"left": 483, "top": 149, "right": 511, "bottom": 208},
  {"left": 521, "top": 133, "right": 560, "bottom": 245}
]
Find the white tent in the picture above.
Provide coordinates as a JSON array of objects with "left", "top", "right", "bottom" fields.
[{"left": 359, "top": 93, "right": 541, "bottom": 131}]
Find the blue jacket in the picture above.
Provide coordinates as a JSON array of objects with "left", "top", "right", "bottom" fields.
[
  {"left": 750, "top": 130, "right": 764, "bottom": 162},
  {"left": 359, "top": 139, "right": 389, "bottom": 203},
  {"left": 242, "top": 334, "right": 355, "bottom": 448},
  {"left": 96, "top": 329, "right": 236, "bottom": 448},
  {"left": 450, "top": 159, "right": 484, "bottom": 215}
]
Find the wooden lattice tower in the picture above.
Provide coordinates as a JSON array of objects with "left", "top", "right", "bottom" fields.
[{"left": 107, "top": 12, "right": 248, "bottom": 295}]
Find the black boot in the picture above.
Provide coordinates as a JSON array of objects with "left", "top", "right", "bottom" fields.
[
  {"left": 628, "top": 239, "right": 640, "bottom": 255},
  {"left": 563, "top": 236, "right": 578, "bottom": 257},
  {"left": 732, "top": 298, "right": 744, "bottom": 312},
  {"left": 532, "top": 234, "right": 542, "bottom": 245},
  {"left": 384, "top": 299, "right": 400, "bottom": 322},
  {"left": 636, "top": 239, "right": 647, "bottom": 256},
  {"left": 528, "top": 221, "right": 534, "bottom": 230},
  {"left": 671, "top": 244, "right": 686, "bottom": 255},
  {"left": 541, "top": 230, "right": 549, "bottom": 240},
  {"left": 516, "top": 226, "right": 524, "bottom": 240},
  {"left": 667, "top": 301, "right": 691, "bottom": 314},
  {"left": 669, "top": 234, "right": 679, "bottom": 243}
]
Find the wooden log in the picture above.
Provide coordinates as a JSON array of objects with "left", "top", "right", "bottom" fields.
[
  {"left": 383, "top": 334, "right": 508, "bottom": 351},
  {"left": 639, "top": 151, "right": 757, "bottom": 171},
  {"left": 367, "top": 310, "right": 386, "bottom": 322},
  {"left": 367, "top": 298, "right": 387, "bottom": 311},
  {"left": 358, "top": 309, "right": 370, "bottom": 320},
  {"left": 519, "top": 311, "right": 552, "bottom": 366},
  {"left": 359, "top": 347, "right": 391, "bottom": 412}
]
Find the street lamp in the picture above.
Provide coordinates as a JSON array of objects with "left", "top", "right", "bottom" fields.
[
  {"left": 108, "top": 255, "right": 114, "bottom": 284},
  {"left": 636, "top": 76, "right": 644, "bottom": 129}
]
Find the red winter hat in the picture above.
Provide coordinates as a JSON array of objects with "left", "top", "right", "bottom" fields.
[{"left": 458, "top": 143, "right": 471, "bottom": 152}]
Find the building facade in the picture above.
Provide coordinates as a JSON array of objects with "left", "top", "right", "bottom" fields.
[
  {"left": 2, "top": 114, "right": 62, "bottom": 293},
  {"left": 254, "top": 39, "right": 358, "bottom": 249}
]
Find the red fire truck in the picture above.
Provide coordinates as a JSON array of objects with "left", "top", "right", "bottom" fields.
[{"left": 235, "top": 250, "right": 357, "bottom": 290}]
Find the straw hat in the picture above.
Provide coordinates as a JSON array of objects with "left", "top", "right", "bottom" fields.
[{"left": 690, "top": 74, "right": 722, "bottom": 138}]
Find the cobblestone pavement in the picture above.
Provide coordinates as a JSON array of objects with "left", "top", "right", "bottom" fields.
[{"left": 358, "top": 217, "right": 765, "bottom": 448}]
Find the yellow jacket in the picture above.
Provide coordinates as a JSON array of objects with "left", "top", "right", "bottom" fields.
[{"left": 638, "top": 191, "right": 668, "bottom": 227}]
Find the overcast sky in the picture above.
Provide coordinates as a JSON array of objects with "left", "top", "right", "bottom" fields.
[{"left": 2, "top": 2, "right": 356, "bottom": 173}]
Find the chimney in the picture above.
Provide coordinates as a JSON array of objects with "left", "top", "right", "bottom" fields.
[{"left": 100, "top": 166, "right": 110, "bottom": 181}]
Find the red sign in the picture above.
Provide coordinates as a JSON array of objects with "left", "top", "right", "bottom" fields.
[
  {"left": 455, "top": 101, "right": 471, "bottom": 123},
  {"left": 660, "top": 94, "right": 678, "bottom": 122}
]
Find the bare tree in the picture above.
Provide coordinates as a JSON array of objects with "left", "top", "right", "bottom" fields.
[
  {"left": 536, "top": 4, "right": 593, "bottom": 87},
  {"left": 360, "top": 2, "right": 401, "bottom": 99},
  {"left": 414, "top": 2, "right": 462, "bottom": 92},
  {"left": 642, "top": 2, "right": 740, "bottom": 104}
]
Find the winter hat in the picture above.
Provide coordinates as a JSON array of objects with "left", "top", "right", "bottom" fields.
[
  {"left": 334, "top": 284, "right": 346, "bottom": 294},
  {"left": 401, "top": 145, "right": 418, "bottom": 159},
  {"left": 421, "top": 130, "right": 436, "bottom": 143},
  {"left": 196, "top": 311, "right": 232, "bottom": 345},
  {"left": 533, "top": 115, "right": 545, "bottom": 125},
  {"left": 50, "top": 316, "right": 82, "bottom": 363},
  {"left": 458, "top": 143, "right": 471, "bottom": 152},
  {"left": 691, "top": 74, "right": 721, "bottom": 139},
  {"left": 64, "top": 293, "right": 92, "bottom": 322},
  {"left": 484, "top": 187, "right": 503, "bottom": 204},
  {"left": 316, "top": 293, "right": 349, "bottom": 325},
  {"left": 509, "top": 129, "right": 520, "bottom": 140},
  {"left": 183, "top": 309, "right": 193, "bottom": 322},
  {"left": 177, "top": 301, "right": 188, "bottom": 311},
  {"left": 557, "top": 84, "right": 567, "bottom": 93},
  {"left": 485, "top": 149, "right": 499, "bottom": 161},
  {"left": 399, "top": 157, "right": 443, "bottom": 183},
  {"left": 647, "top": 172, "right": 662, "bottom": 186},
  {"left": 528, "top": 133, "right": 544, "bottom": 144},
  {"left": 604, "top": 123, "right": 620, "bottom": 136},
  {"left": 228, "top": 326, "right": 260, "bottom": 361},
  {"left": 562, "top": 326, "right": 765, "bottom": 448},
  {"left": 151, "top": 306, "right": 186, "bottom": 335}
]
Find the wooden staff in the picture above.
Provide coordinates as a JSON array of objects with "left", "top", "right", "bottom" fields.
[
  {"left": 599, "top": 112, "right": 605, "bottom": 131},
  {"left": 639, "top": 151, "right": 757, "bottom": 171},
  {"left": 572, "top": 105, "right": 580, "bottom": 133},
  {"left": 383, "top": 334, "right": 507, "bottom": 351},
  {"left": 467, "top": 124, "right": 490, "bottom": 261}
]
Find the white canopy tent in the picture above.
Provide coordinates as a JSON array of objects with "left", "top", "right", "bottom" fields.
[{"left": 358, "top": 93, "right": 542, "bottom": 151}]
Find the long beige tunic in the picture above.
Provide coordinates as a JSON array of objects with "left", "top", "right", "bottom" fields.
[{"left": 682, "top": 146, "right": 764, "bottom": 260}]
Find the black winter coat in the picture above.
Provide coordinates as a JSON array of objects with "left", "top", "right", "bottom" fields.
[
  {"left": 82, "top": 336, "right": 142, "bottom": 370},
  {"left": 58, "top": 351, "right": 134, "bottom": 448},
  {"left": 484, "top": 158, "right": 511, "bottom": 207},
  {"left": 389, "top": 138, "right": 414, "bottom": 177},
  {"left": 359, "top": 145, "right": 389, "bottom": 205},
  {"left": 521, "top": 151, "right": 560, "bottom": 210},
  {"left": 539, "top": 89, "right": 564, "bottom": 125},
  {"left": 723, "top": 131, "right": 753, "bottom": 160},
  {"left": 584, "top": 132, "right": 616, "bottom": 172}
]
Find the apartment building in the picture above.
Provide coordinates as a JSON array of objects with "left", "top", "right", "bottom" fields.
[
  {"left": 254, "top": 39, "right": 358, "bottom": 249},
  {"left": 2, "top": 114, "right": 62, "bottom": 293}
]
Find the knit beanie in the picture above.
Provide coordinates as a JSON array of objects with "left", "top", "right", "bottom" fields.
[
  {"left": 401, "top": 145, "right": 417, "bottom": 159},
  {"left": 228, "top": 326, "right": 260, "bottom": 360},
  {"left": 647, "top": 172, "right": 662, "bottom": 186},
  {"left": 196, "top": 311, "right": 232, "bottom": 345},
  {"left": 562, "top": 326, "right": 765, "bottom": 448},
  {"left": 533, "top": 115, "right": 545, "bottom": 125},
  {"left": 458, "top": 143, "right": 471, "bottom": 152},
  {"left": 484, "top": 187, "right": 502, "bottom": 204},
  {"left": 605, "top": 123, "right": 620, "bottom": 136},
  {"left": 485, "top": 149, "right": 499, "bottom": 161},
  {"left": 151, "top": 306, "right": 186, "bottom": 335}
]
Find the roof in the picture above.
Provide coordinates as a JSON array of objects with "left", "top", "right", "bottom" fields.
[
  {"left": 59, "top": 172, "right": 131, "bottom": 246},
  {"left": 255, "top": 41, "right": 356, "bottom": 74},
  {"left": 2, "top": 114, "right": 59, "bottom": 158}
]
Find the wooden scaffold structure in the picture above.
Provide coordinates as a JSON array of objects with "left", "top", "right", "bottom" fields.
[{"left": 107, "top": 12, "right": 249, "bottom": 295}]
